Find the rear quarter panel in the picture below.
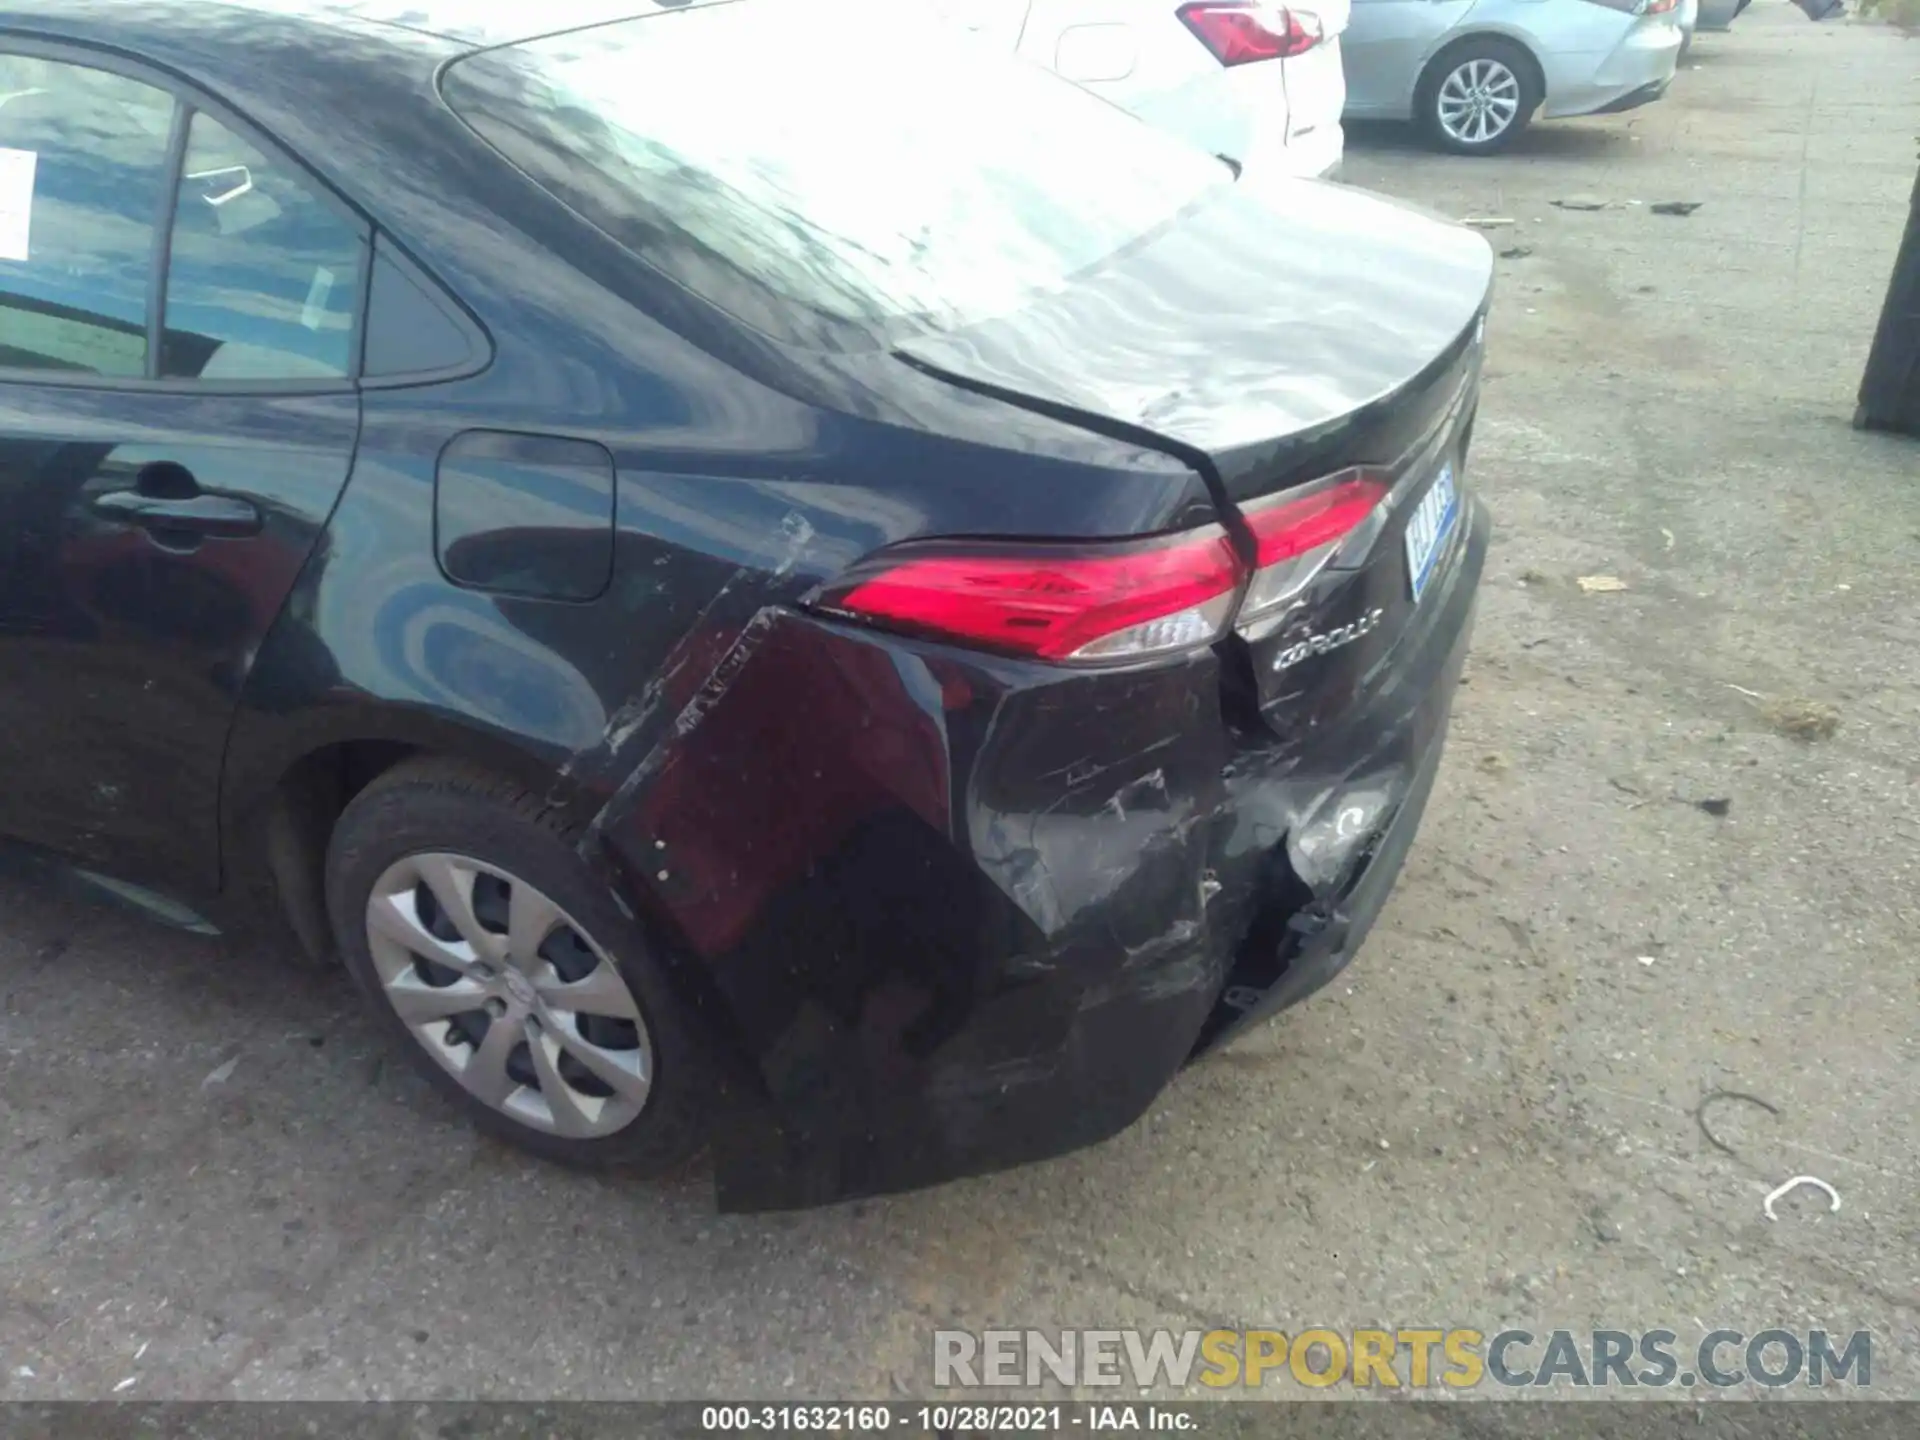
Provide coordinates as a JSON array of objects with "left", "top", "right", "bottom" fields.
[
  {"left": 214, "top": 17, "right": 1220, "bottom": 949},
  {"left": 1500, "top": 0, "right": 1640, "bottom": 93},
  {"left": 1278, "top": 31, "right": 1348, "bottom": 167},
  {"left": 1341, "top": 0, "right": 1477, "bottom": 117}
]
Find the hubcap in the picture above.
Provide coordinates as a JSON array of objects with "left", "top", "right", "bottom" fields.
[
  {"left": 364, "top": 852, "right": 652, "bottom": 1138},
  {"left": 1437, "top": 58, "right": 1521, "bottom": 145}
]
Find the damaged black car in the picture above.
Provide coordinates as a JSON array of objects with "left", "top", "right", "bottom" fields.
[{"left": 0, "top": 0, "right": 1491, "bottom": 1209}]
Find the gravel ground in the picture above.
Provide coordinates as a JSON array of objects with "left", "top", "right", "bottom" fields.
[{"left": 2, "top": 0, "right": 1917, "bottom": 1406}]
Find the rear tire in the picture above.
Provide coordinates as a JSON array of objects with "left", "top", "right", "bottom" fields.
[
  {"left": 326, "top": 756, "right": 711, "bottom": 1174},
  {"left": 1417, "top": 39, "right": 1541, "bottom": 156}
]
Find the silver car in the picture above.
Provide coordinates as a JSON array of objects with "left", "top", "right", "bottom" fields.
[
  {"left": 1675, "top": 0, "right": 1744, "bottom": 57},
  {"left": 1342, "top": 0, "right": 1685, "bottom": 154}
]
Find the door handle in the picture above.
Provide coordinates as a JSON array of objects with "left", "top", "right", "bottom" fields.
[{"left": 92, "top": 487, "right": 263, "bottom": 539}]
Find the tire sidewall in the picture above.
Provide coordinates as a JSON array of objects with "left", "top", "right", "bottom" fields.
[
  {"left": 326, "top": 770, "right": 708, "bottom": 1171},
  {"left": 1420, "top": 41, "right": 1540, "bottom": 155}
]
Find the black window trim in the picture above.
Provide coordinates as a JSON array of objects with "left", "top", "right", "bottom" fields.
[
  {"left": 0, "top": 32, "right": 373, "bottom": 396},
  {"left": 143, "top": 96, "right": 190, "bottom": 378}
]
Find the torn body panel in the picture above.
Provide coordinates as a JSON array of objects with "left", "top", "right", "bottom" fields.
[
  {"left": 1193, "top": 500, "right": 1487, "bottom": 1052},
  {"left": 587, "top": 497, "right": 1490, "bottom": 1211}
]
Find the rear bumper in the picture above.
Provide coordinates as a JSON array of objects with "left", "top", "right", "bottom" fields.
[
  {"left": 1592, "top": 75, "right": 1673, "bottom": 115},
  {"left": 1278, "top": 121, "right": 1347, "bottom": 181},
  {"left": 592, "top": 501, "right": 1489, "bottom": 1211},
  {"left": 1191, "top": 497, "right": 1485, "bottom": 1051},
  {"left": 1542, "top": 22, "right": 1682, "bottom": 120},
  {"left": 1190, "top": 605, "right": 1464, "bottom": 1053}
]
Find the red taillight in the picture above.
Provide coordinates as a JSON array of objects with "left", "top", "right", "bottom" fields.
[
  {"left": 822, "top": 528, "right": 1243, "bottom": 664},
  {"left": 1237, "top": 471, "right": 1389, "bottom": 624},
  {"left": 1643, "top": 0, "right": 1677, "bottom": 12},
  {"left": 1176, "top": 0, "right": 1323, "bottom": 64},
  {"left": 822, "top": 472, "right": 1392, "bottom": 664}
]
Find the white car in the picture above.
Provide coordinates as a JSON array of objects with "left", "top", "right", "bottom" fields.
[{"left": 930, "top": 0, "right": 1349, "bottom": 178}]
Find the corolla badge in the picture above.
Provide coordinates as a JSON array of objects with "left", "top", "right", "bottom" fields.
[{"left": 1272, "top": 607, "right": 1386, "bottom": 671}]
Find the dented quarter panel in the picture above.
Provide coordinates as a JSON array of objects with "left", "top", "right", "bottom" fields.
[
  {"left": 582, "top": 498, "right": 1487, "bottom": 1209},
  {"left": 589, "top": 613, "right": 1240, "bottom": 1208}
]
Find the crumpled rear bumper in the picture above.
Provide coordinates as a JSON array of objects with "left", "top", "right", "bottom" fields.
[
  {"left": 1191, "top": 638, "right": 1457, "bottom": 1053},
  {"left": 587, "top": 503, "right": 1488, "bottom": 1211},
  {"left": 1188, "top": 499, "right": 1484, "bottom": 1054},
  {"left": 1544, "top": 21, "right": 1683, "bottom": 120}
]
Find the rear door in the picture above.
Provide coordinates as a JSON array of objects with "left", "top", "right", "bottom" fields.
[{"left": 0, "top": 47, "right": 364, "bottom": 894}]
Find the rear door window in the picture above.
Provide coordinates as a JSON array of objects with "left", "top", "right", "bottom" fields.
[
  {"left": 160, "top": 110, "right": 366, "bottom": 381},
  {"left": 0, "top": 50, "right": 369, "bottom": 385},
  {"left": 0, "top": 56, "right": 174, "bottom": 376}
]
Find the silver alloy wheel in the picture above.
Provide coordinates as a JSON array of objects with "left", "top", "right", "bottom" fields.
[
  {"left": 1436, "top": 57, "right": 1521, "bottom": 146},
  {"left": 365, "top": 852, "right": 652, "bottom": 1138}
]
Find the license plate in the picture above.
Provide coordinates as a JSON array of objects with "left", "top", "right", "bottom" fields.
[{"left": 1404, "top": 463, "right": 1459, "bottom": 603}]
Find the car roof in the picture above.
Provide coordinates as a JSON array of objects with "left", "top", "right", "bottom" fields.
[
  {"left": 0, "top": 0, "right": 721, "bottom": 55},
  {"left": 222, "top": 0, "right": 707, "bottom": 47}
]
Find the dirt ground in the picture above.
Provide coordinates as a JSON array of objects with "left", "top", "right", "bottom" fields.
[{"left": 2, "top": 0, "right": 1918, "bottom": 1406}]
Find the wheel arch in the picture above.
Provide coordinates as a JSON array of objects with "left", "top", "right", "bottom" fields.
[
  {"left": 218, "top": 704, "right": 574, "bottom": 966},
  {"left": 1417, "top": 27, "right": 1549, "bottom": 112}
]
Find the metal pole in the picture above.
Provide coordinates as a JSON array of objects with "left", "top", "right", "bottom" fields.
[{"left": 1855, "top": 157, "right": 1920, "bottom": 438}]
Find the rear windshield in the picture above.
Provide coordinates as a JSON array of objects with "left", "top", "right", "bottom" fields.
[{"left": 440, "top": 0, "right": 1228, "bottom": 342}]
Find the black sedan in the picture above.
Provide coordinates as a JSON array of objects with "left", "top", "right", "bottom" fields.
[{"left": 0, "top": 0, "right": 1491, "bottom": 1209}]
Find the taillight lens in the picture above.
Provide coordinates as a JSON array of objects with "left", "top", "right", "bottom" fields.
[
  {"left": 821, "top": 528, "right": 1243, "bottom": 664},
  {"left": 1176, "top": 0, "right": 1323, "bottom": 64},
  {"left": 1237, "top": 471, "right": 1389, "bottom": 624}
]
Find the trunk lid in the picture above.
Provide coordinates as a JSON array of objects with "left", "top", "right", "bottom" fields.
[{"left": 894, "top": 175, "right": 1492, "bottom": 504}]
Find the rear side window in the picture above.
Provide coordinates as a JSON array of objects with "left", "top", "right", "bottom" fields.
[
  {"left": 440, "top": 0, "right": 1228, "bottom": 341},
  {"left": 161, "top": 110, "right": 365, "bottom": 380},
  {"left": 0, "top": 57, "right": 173, "bottom": 376},
  {"left": 362, "top": 232, "right": 484, "bottom": 379}
]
